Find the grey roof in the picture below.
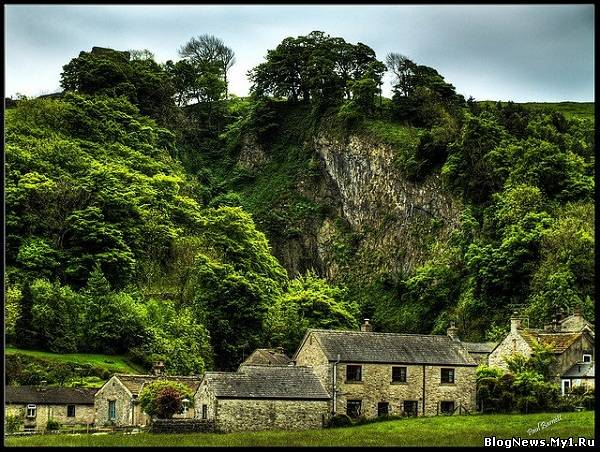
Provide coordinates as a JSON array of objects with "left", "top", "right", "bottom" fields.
[
  {"left": 296, "top": 329, "right": 476, "bottom": 366},
  {"left": 239, "top": 348, "right": 292, "bottom": 367},
  {"left": 112, "top": 374, "right": 202, "bottom": 396},
  {"left": 462, "top": 341, "right": 498, "bottom": 354},
  {"left": 5, "top": 386, "right": 96, "bottom": 405},
  {"left": 562, "top": 362, "right": 595, "bottom": 378},
  {"left": 203, "top": 366, "right": 330, "bottom": 400}
]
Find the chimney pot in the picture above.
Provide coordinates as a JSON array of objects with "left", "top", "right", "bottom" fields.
[
  {"left": 447, "top": 322, "right": 459, "bottom": 341},
  {"left": 361, "top": 319, "right": 372, "bottom": 332},
  {"left": 510, "top": 312, "right": 522, "bottom": 333}
]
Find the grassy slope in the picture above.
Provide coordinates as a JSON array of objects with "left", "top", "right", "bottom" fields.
[
  {"left": 5, "top": 347, "right": 144, "bottom": 375},
  {"left": 478, "top": 101, "right": 594, "bottom": 120},
  {"left": 5, "top": 411, "right": 594, "bottom": 447}
]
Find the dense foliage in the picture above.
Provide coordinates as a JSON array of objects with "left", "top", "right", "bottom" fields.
[{"left": 138, "top": 380, "right": 195, "bottom": 419}]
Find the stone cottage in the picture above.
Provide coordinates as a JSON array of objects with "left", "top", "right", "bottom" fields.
[
  {"left": 195, "top": 365, "right": 330, "bottom": 432},
  {"left": 94, "top": 369, "right": 202, "bottom": 427},
  {"left": 293, "top": 320, "right": 478, "bottom": 418},
  {"left": 488, "top": 310, "right": 595, "bottom": 394},
  {"left": 238, "top": 348, "right": 292, "bottom": 368},
  {"left": 5, "top": 386, "right": 96, "bottom": 432}
]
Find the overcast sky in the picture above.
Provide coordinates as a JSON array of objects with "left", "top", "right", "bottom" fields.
[{"left": 4, "top": 4, "right": 595, "bottom": 102}]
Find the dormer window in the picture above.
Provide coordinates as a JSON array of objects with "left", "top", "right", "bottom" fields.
[{"left": 583, "top": 354, "right": 592, "bottom": 363}]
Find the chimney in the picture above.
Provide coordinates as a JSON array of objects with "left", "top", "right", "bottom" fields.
[
  {"left": 573, "top": 304, "right": 583, "bottom": 319},
  {"left": 510, "top": 311, "right": 522, "bottom": 333},
  {"left": 446, "top": 321, "right": 459, "bottom": 341},
  {"left": 152, "top": 361, "right": 165, "bottom": 376},
  {"left": 275, "top": 346, "right": 285, "bottom": 355},
  {"left": 361, "top": 319, "right": 372, "bottom": 332}
]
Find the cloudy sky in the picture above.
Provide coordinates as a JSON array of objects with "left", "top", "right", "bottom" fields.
[{"left": 4, "top": 4, "right": 595, "bottom": 102}]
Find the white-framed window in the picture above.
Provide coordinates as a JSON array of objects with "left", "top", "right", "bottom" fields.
[
  {"left": 26, "top": 404, "right": 37, "bottom": 418},
  {"left": 583, "top": 354, "right": 592, "bottom": 363},
  {"left": 561, "top": 379, "right": 571, "bottom": 396}
]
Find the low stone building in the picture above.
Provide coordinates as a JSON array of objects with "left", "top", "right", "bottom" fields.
[
  {"left": 5, "top": 386, "right": 96, "bottom": 432},
  {"left": 560, "top": 361, "right": 595, "bottom": 395},
  {"left": 293, "top": 320, "right": 478, "bottom": 418},
  {"left": 239, "top": 348, "right": 292, "bottom": 368},
  {"left": 488, "top": 311, "right": 595, "bottom": 386},
  {"left": 94, "top": 370, "right": 202, "bottom": 427},
  {"left": 461, "top": 341, "right": 498, "bottom": 365},
  {"left": 195, "top": 365, "right": 330, "bottom": 432}
]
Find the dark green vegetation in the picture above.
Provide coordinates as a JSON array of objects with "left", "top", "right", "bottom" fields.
[
  {"left": 138, "top": 380, "right": 195, "bottom": 419},
  {"left": 5, "top": 411, "right": 594, "bottom": 447},
  {"left": 5, "top": 31, "right": 594, "bottom": 378}
]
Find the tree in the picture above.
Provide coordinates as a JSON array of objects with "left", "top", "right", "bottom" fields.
[
  {"left": 385, "top": 52, "right": 416, "bottom": 97},
  {"left": 138, "top": 380, "right": 194, "bottom": 419}
]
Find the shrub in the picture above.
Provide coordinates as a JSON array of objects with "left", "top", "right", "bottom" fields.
[
  {"left": 5, "top": 414, "right": 23, "bottom": 433},
  {"left": 326, "top": 414, "right": 353, "bottom": 428},
  {"left": 46, "top": 419, "right": 60, "bottom": 431},
  {"left": 138, "top": 380, "right": 194, "bottom": 419}
]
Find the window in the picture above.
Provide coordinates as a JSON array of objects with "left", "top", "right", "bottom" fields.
[
  {"left": 583, "top": 354, "right": 592, "bottom": 363},
  {"left": 346, "top": 365, "right": 362, "bottom": 382},
  {"left": 108, "top": 400, "right": 116, "bottom": 421},
  {"left": 403, "top": 400, "right": 418, "bottom": 417},
  {"left": 346, "top": 400, "right": 362, "bottom": 418},
  {"left": 561, "top": 380, "right": 571, "bottom": 396},
  {"left": 26, "top": 404, "right": 37, "bottom": 418},
  {"left": 392, "top": 366, "right": 407, "bottom": 383},
  {"left": 441, "top": 368, "right": 455, "bottom": 384},
  {"left": 440, "top": 401, "right": 455, "bottom": 415},
  {"left": 201, "top": 404, "right": 208, "bottom": 420},
  {"left": 67, "top": 404, "right": 76, "bottom": 417},
  {"left": 377, "top": 402, "right": 389, "bottom": 417}
]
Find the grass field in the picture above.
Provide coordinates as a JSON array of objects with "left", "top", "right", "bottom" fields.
[
  {"left": 5, "top": 411, "right": 594, "bottom": 447},
  {"left": 5, "top": 347, "right": 144, "bottom": 375}
]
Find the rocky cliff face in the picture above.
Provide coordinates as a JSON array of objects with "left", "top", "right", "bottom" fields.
[{"left": 236, "top": 127, "right": 462, "bottom": 285}]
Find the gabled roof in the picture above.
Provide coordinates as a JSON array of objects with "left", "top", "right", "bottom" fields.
[
  {"left": 239, "top": 348, "right": 292, "bottom": 367},
  {"left": 112, "top": 374, "right": 202, "bottom": 396},
  {"left": 294, "top": 329, "right": 476, "bottom": 366},
  {"left": 5, "top": 386, "right": 96, "bottom": 405},
  {"left": 562, "top": 362, "right": 595, "bottom": 378},
  {"left": 462, "top": 341, "right": 498, "bottom": 354},
  {"left": 203, "top": 365, "right": 330, "bottom": 400},
  {"left": 519, "top": 330, "right": 587, "bottom": 354}
]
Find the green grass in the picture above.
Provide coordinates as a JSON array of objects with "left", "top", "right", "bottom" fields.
[
  {"left": 477, "top": 101, "right": 594, "bottom": 120},
  {"left": 5, "top": 411, "right": 594, "bottom": 447},
  {"left": 361, "top": 119, "right": 423, "bottom": 150},
  {"left": 5, "top": 347, "right": 144, "bottom": 375}
]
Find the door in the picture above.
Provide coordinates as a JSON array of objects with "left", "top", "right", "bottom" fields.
[{"left": 561, "top": 379, "right": 571, "bottom": 395}]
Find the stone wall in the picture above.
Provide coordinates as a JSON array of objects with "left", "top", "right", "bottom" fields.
[
  {"left": 94, "top": 376, "right": 137, "bottom": 427},
  {"left": 555, "top": 335, "right": 595, "bottom": 379},
  {"left": 294, "top": 333, "right": 333, "bottom": 411},
  {"left": 6, "top": 403, "right": 94, "bottom": 431},
  {"left": 149, "top": 419, "right": 215, "bottom": 434},
  {"left": 334, "top": 363, "right": 476, "bottom": 417},
  {"left": 488, "top": 330, "right": 532, "bottom": 371},
  {"left": 214, "top": 398, "right": 329, "bottom": 433}
]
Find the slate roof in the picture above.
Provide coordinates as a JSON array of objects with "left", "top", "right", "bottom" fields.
[
  {"left": 113, "top": 374, "right": 202, "bottom": 396},
  {"left": 5, "top": 386, "right": 96, "bottom": 405},
  {"left": 240, "top": 348, "right": 292, "bottom": 367},
  {"left": 203, "top": 366, "right": 330, "bottom": 400},
  {"left": 295, "top": 329, "right": 476, "bottom": 366},
  {"left": 519, "top": 330, "right": 585, "bottom": 354},
  {"left": 462, "top": 342, "right": 498, "bottom": 354},
  {"left": 562, "top": 362, "right": 595, "bottom": 378}
]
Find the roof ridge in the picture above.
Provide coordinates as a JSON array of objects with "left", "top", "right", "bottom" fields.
[{"left": 308, "top": 328, "right": 453, "bottom": 338}]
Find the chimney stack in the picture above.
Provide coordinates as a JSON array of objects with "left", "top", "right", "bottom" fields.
[
  {"left": 152, "top": 361, "right": 165, "bottom": 376},
  {"left": 361, "top": 319, "right": 372, "bottom": 332},
  {"left": 510, "top": 311, "right": 522, "bottom": 333},
  {"left": 446, "top": 321, "right": 459, "bottom": 341}
]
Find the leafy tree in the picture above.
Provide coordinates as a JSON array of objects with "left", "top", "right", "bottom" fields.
[{"left": 138, "top": 380, "right": 194, "bottom": 419}]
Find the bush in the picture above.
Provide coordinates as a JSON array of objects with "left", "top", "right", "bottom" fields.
[
  {"left": 326, "top": 414, "right": 353, "bottom": 428},
  {"left": 46, "top": 419, "right": 60, "bottom": 431},
  {"left": 5, "top": 414, "right": 23, "bottom": 433},
  {"left": 138, "top": 380, "right": 195, "bottom": 419}
]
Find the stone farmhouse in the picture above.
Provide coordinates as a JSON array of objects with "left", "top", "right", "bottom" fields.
[
  {"left": 488, "top": 308, "right": 595, "bottom": 395},
  {"left": 5, "top": 386, "right": 96, "bottom": 432},
  {"left": 293, "top": 320, "right": 478, "bottom": 418},
  {"left": 94, "top": 363, "right": 201, "bottom": 427},
  {"left": 195, "top": 365, "right": 330, "bottom": 432}
]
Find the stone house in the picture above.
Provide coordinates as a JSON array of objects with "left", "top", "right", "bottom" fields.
[
  {"left": 5, "top": 386, "right": 96, "bottom": 432},
  {"left": 238, "top": 348, "right": 292, "bottom": 368},
  {"left": 488, "top": 310, "right": 595, "bottom": 394},
  {"left": 293, "top": 320, "right": 478, "bottom": 418},
  {"left": 195, "top": 365, "right": 330, "bottom": 432},
  {"left": 460, "top": 341, "right": 498, "bottom": 365},
  {"left": 94, "top": 370, "right": 202, "bottom": 427}
]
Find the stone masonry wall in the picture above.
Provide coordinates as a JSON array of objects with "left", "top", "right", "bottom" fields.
[
  {"left": 214, "top": 399, "right": 329, "bottom": 433},
  {"left": 6, "top": 404, "right": 94, "bottom": 431},
  {"left": 335, "top": 363, "right": 476, "bottom": 417},
  {"left": 488, "top": 331, "right": 533, "bottom": 371},
  {"left": 294, "top": 334, "right": 333, "bottom": 410},
  {"left": 94, "top": 376, "right": 138, "bottom": 427}
]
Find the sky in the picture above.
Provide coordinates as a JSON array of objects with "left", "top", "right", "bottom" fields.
[{"left": 4, "top": 4, "right": 595, "bottom": 102}]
